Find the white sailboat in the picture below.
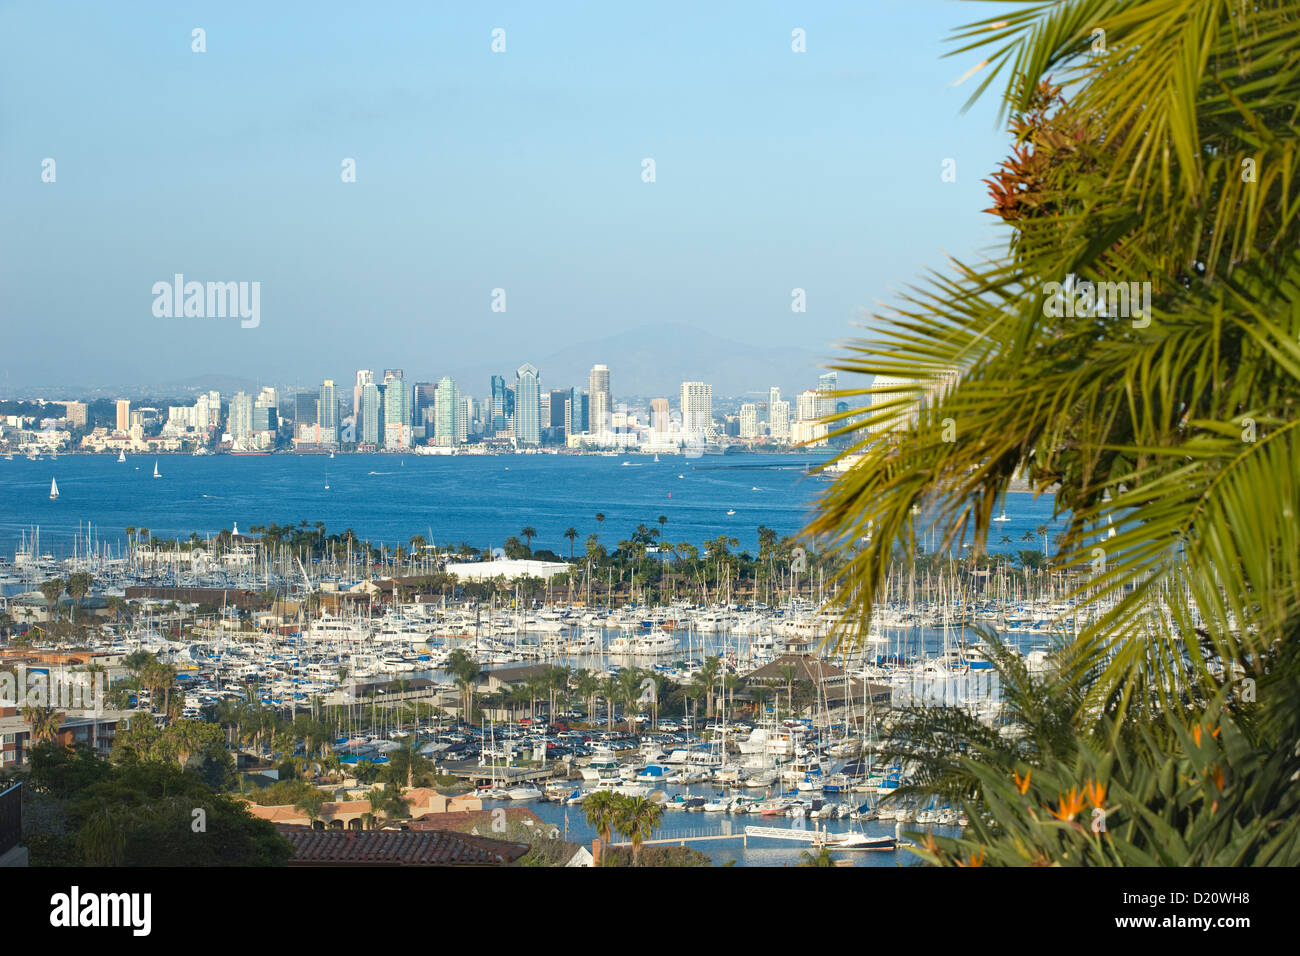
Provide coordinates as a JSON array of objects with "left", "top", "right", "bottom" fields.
[
  {"left": 153, "top": 460, "right": 161, "bottom": 478},
  {"left": 49, "top": 478, "right": 59, "bottom": 499},
  {"left": 117, "top": 450, "right": 126, "bottom": 463}
]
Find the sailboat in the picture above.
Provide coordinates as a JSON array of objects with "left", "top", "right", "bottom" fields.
[
  {"left": 49, "top": 478, "right": 59, "bottom": 499},
  {"left": 653, "top": 454, "right": 660, "bottom": 462},
  {"left": 117, "top": 450, "right": 126, "bottom": 463},
  {"left": 153, "top": 460, "right": 161, "bottom": 478}
]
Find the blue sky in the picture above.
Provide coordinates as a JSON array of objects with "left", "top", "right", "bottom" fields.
[{"left": 0, "top": 0, "right": 1015, "bottom": 395}]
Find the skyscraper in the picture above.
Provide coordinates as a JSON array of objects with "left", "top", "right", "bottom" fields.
[
  {"left": 360, "top": 381, "right": 383, "bottom": 445},
  {"left": 549, "top": 387, "right": 572, "bottom": 441},
  {"left": 434, "top": 376, "right": 459, "bottom": 446},
  {"left": 115, "top": 399, "right": 130, "bottom": 433},
  {"left": 383, "top": 369, "right": 411, "bottom": 449},
  {"left": 229, "top": 391, "right": 254, "bottom": 444},
  {"left": 739, "top": 403, "right": 758, "bottom": 439},
  {"left": 588, "top": 364, "right": 611, "bottom": 434},
  {"left": 318, "top": 380, "right": 338, "bottom": 443},
  {"left": 353, "top": 369, "right": 374, "bottom": 420},
  {"left": 796, "top": 389, "right": 819, "bottom": 422},
  {"left": 573, "top": 390, "right": 589, "bottom": 434},
  {"left": 414, "top": 382, "right": 438, "bottom": 430},
  {"left": 817, "top": 371, "right": 838, "bottom": 418},
  {"left": 770, "top": 400, "right": 791, "bottom": 440},
  {"left": 650, "top": 398, "right": 670, "bottom": 433},
  {"left": 680, "top": 382, "right": 713, "bottom": 434},
  {"left": 514, "top": 363, "right": 541, "bottom": 445},
  {"left": 490, "top": 375, "right": 507, "bottom": 433}
]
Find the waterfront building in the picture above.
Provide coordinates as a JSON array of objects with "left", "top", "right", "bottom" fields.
[
  {"left": 115, "top": 399, "right": 130, "bottom": 433},
  {"left": 360, "top": 381, "right": 383, "bottom": 446},
  {"left": 573, "top": 390, "right": 589, "bottom": 434},
  {"left": 63, "top": 401, "right": 87, "bottom": 429},
  {"left": 228, "top": 391, "right": 254, "bottom": 445},
  {"left": 739, "top": 403, "right": 758, "bottom": 439},
  {"left": 514, "top": 364, "right": 540, "bottom": 445},
  {"left": 318, "top": 380, "right": 339, "bottom": 443},
  {"left": 680, "top": 381, "right": 713, "bottom": 434},
  {"left": 796, "top": 388, "right": 819, "bottom": 423},
  {"left": 434, "top": 376, "right": 459, "bottom": 446},
  {"left": 588, "top": 364, "right": 611, "bottom": 434},
  {"left": 650, "top": 397, "right": 669, "bottom": 434},
  {"left": 383, "top": 370, "right": 411, "bottom": 449},
  {"left": 490, "top": 375, "right": 507, "bottom": 433},
  {"left": 353, "top": 369, "right": 374, "bottom": 421},
  {"left": 817, "top": 371, "right": 838, "bottom": 418},
  {"left": 770, "top": 399, "right": 791, "bottom": 440},
  {"left": 549, "top": 387, "right": 572, "bottom": 442}
]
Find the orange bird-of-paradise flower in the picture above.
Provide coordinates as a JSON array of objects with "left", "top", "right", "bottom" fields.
[
  {"left": 1084, "top": 780, "right": 1107, "bottom": 810},
  {"left": 1013, "top": 768, "right": 1032, "bottom": 794},
  {"left": 1210, "top": 765, "right": 1225, "bottom": 791},
  {"left": 956, "top": 846, "right": 986, "bottom": 868},
  {"left": 1048, "top": 787, "right": 1087, "bottom": 822},
  {"left": 1193, "top": 724, "right": 1203, "bottom": 747}
]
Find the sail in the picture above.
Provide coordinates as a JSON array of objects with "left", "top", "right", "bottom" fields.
[{"left": 50, "top": 478, "right": 59, "bottom": 498}]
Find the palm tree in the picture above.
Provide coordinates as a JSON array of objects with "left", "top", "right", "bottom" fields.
[
  {"left": 564, "top": 527, "right": 579, "bottom": 560},
  {"left": 615, "top": 795, "right": 664, "bottom": 867},
  {"left": 21, "top": 704, "right": 61, "bottom": 743},
  {"left": 583, "top": 790, "right": 621, "bottom": 860},
  {"left": 806, "top": 0, "right": 1300, "bottom": 866},
  {"left": 39, "top": 578, "right": 64, "bottom": 621},
  {"left": 520, "top": 526, "right": 538, "bottom": 556},
  {"left": 797, "top": 847, "right": 835, "bottom": 867}
]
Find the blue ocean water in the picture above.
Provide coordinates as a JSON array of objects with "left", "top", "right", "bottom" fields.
[{"left": 0, "top": 452, "right": 1064, "bottom": 559}]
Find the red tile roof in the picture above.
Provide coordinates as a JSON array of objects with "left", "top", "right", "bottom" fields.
[{"left": 275, "top": 825, "right": 528, "bottom": 866}]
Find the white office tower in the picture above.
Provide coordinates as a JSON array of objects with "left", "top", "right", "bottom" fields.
[
  {"left": 739, "top": 403, "right": 758, "bottom": 439},
  {"left": 588, "top": 364, "right": 611, "bottom": 434},
  {"left": 353, "top": 369, "right": 374, "bottom": 420},
  {"left": 769, "top": 400, "right": 791, "bottom": 440},
  {"left": 680, "top": 381, "right": 713, "bottom": 435},
  {"left": 796, "top": 389, "right": 819, "bottom": 422}
]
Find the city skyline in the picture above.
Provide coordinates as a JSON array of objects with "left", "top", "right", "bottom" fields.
[{"left": 1, "top": 2, "right": 1009, "bottom": 391}]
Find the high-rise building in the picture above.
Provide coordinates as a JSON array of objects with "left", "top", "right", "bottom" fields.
[
  {"left": 514, "top": 363, "right": 541, "bottom": 445},
  {"left": 739, "top": 403, "right": 758, "bottom": 439},
  {"left": 796, "top": 389, "right": 819, "bottom": 422},
  {"left": 490, "top": 375, "right": 507, "bottom": 433},
  {"left": 229, "top": 391, "right": 254, "bottom": 444},
  {"left": 680, "top": 382, "right": 713, "bottom": 434},
  {"left": 549, "top": 388, "right": 572, "bottom": 440},
  {"left": 318, "top": 380, "right": 339, "bottom": 443},
  {"left": 115, "top": 400, "right": 130, "bottom": 433},
  {"left": 383, "top": 369, "right": 411, "bottom": 449},
  {"left": 457, "top": 396, "right": 472, "bottom": 443},
  {"left": 817, "top": 371, "right": 838, "bottom": 418},
  {"left": 434, "top": 376, "right": 459, "bottom": 445},
  {"left": 770, "top": 400, "right": 791, "bottom": 440},
  {"left": 769, "top": 386, "right": 782, "bottom": 410},
  {"left": 353, "top": 370, "right": 374, "bottom": 421},
  {"left": 63, "top": 401, "right": 87, "bottom": 428},
  {"left": 573, "top": 390, "right": 589, "bottom": 434},
  {"left": 360, "top": 381, "right": 383, "bottom": 445},
  {"left": 588, "top": 364, "right": 611, "bottom": 433},
  {"left": 650, "top": 398, "right": 670, "bottom": 434},
  {"left": 414, "top": 382, "right": 438, "bottom": 430}
]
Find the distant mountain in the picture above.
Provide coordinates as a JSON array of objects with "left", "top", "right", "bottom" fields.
[{"left": 453, "top": 323, "right": 834, "bottom": 399}]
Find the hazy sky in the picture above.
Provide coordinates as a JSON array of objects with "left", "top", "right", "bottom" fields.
[{"left": 0, "top": 1, "right": 1013, "bottom": 395}]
